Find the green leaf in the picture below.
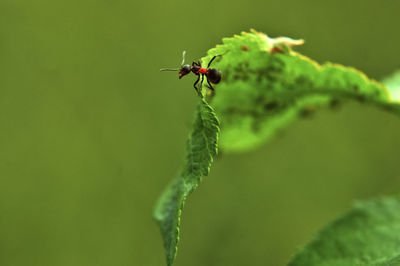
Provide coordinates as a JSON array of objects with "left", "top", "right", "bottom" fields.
[
  {"left": 153, "top": 98, "right": 219, "bottom": 266},
  {"left": 201, "top": 30, "right": 400, "bottom": 153},
  {"left": 154, "top": 30, "right": 400, "bottom": 265},
  {"left": 288, "top": 197, "right": 400, "bottom": 266}
]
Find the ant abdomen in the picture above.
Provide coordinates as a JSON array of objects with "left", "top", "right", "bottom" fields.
[{"left": 207, "top": 68, "right": 221, "bottom": 84}]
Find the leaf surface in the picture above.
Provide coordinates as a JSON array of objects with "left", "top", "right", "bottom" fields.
[
  {"left": 153, "top": 98, "right": 219, "bottom": 266},
  {"left": 201, "top": 30, "right": 400, "bottom": 152},
  {"left": 288, "top": 197, "right": 400, "bottom": 266}
]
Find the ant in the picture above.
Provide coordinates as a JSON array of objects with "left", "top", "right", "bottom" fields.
[{"left": 160, "top": 51, "right": 221, "bottom": 92}]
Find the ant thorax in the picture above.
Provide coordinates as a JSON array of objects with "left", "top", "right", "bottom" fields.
[{"left": 191, "top": 63, "right": 201, "bottom": 74}]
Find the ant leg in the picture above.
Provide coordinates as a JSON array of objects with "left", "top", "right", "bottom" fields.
[
  {"left": 199, "top": 74, "right": 204, "bottom": 90},
  {"left": 193, "top": 74, "right": 200, "bottom": 91},
  {"left": 207, "top": 56, "right": 217, "bottom": 68},
  {"left": 192, "top": 59, "right": 201, "bottom": 66},
  {"left": 206, "top": 77, "right": 215, "bottom": 91}
]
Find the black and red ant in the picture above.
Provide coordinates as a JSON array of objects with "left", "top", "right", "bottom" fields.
[{"left": 160, "top": 51, "right": 221, "bottom": 92}]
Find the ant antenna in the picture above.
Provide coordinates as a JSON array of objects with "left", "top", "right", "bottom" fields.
[
  {"left": 160, "top": 68, "right": 179, "bottom": 71},
  {"left": 181, "top": 50, "right": 186, "bottom": 66},
  {"left": 160, "top": 50, "right": 187, "bottom": 72}
]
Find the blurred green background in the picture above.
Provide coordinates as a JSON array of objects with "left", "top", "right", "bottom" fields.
[{"left": 1, "top": 0, "right": 400, "bottom": 265}]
